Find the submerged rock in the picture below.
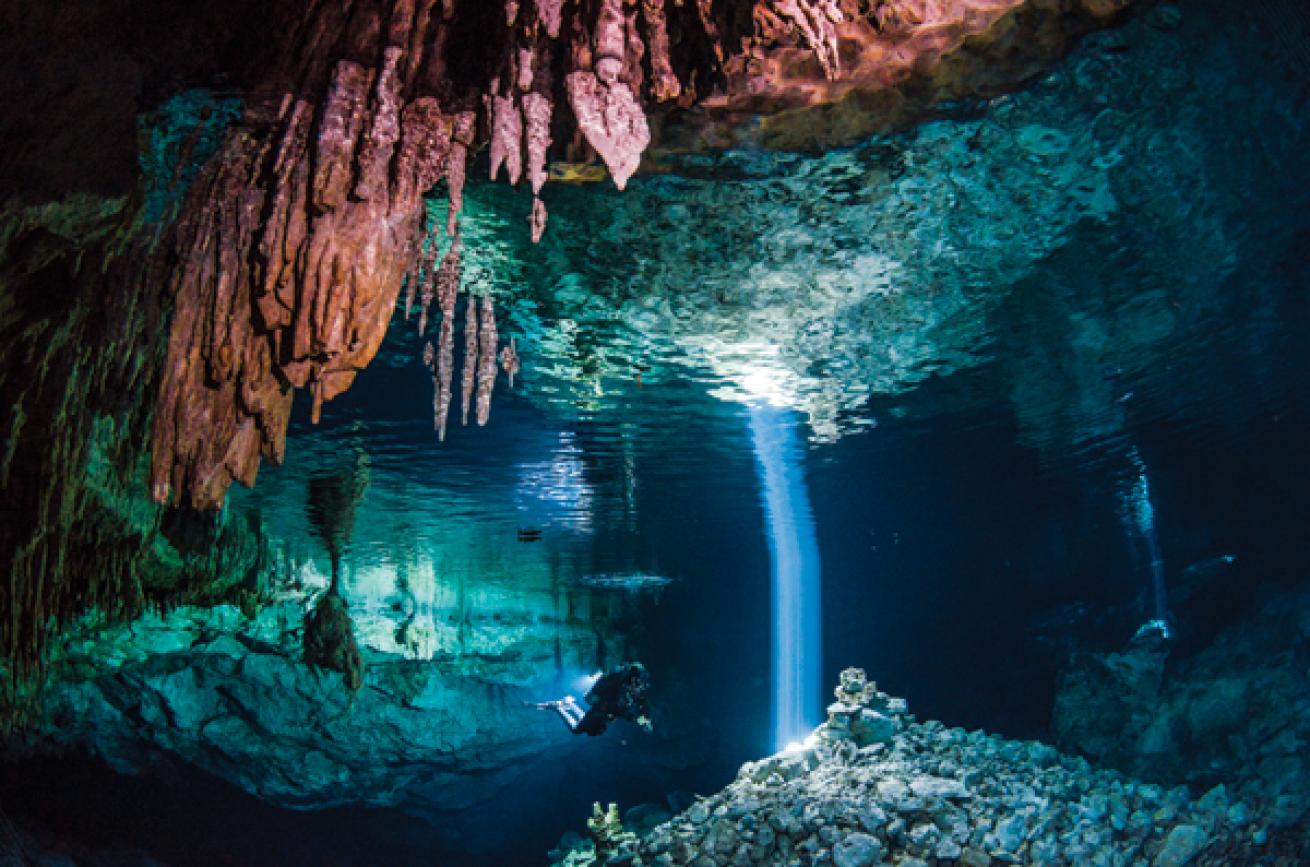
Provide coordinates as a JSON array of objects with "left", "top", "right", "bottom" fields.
[
  {"left": 12, "top": 582, "right": 628, "bottom": 812},
  {"left": 1154, "top": 824, "right": 1209, "bottom": 867},
  {"left": 564, "top": 674, "right": 1270, "bottom": 866},
  {"left": 302, "top": 591, "right": 364, "bottom": 692},
  {"left": 1053, "top": 580, "right": 1310, "bottom": 850}
]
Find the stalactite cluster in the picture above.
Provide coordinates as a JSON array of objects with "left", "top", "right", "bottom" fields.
[
  {"left": 422, "top": 291, "right": 503, "bottom": 439},
  {"left": 149, "top": 0, "right": 1136, "bottom": 511},
  {"left": 0, "top": 200, "right": 277, "bottom": 697}
]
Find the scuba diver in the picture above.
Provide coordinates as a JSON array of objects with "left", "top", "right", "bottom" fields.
[{"left": 534, "top": 662, "right": 653, "bottom": 736}]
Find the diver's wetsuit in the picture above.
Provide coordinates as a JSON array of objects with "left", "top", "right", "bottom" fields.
[{"left": 538, "top": 663, "right": 652, "bottom": 736}]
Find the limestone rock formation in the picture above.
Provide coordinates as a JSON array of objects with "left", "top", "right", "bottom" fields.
[
  {"left": 144, "top": 0, "right": 1138, "bottom": 511},
  {"left": 500, "top": 336, "right": 521, "bottom": 388},
  {"left": 18, "top": 578, "right": 630, "bottom": 811}
]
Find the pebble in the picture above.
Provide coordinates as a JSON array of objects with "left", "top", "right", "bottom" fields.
[
  {"left": 1153, "top": 823, "right": 1208, "bottom": 867},
  {"left": 832, "top": 832, "right": 883, "bottom": 867}
]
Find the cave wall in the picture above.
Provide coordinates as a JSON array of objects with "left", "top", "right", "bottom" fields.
[{"left": 0, "top": 0, "right": 302, "bottom": 708}]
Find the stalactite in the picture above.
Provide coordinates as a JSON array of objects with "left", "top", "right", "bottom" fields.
[
  {"left": 537, "top": 0, "right": 564, "bottom": 39},
  {"left": 436, "top": 237, "right": 461, "bottom": 321},
  {"left": 489, "top": 92, "right": 524, "bottom": 185},
  {"left": 433, "top": 237, "right": 461, "bottom": 440},
  {"left": 641, "top": 0, "right": 681, "bottom": 102},
  {"left": 417, "top": 237, "right": 440, "bottom": 336},
  {"left": 565, "top": 0, "right": 650, "bottom": 191},
  {"left": 353, "top": 46, "right": 405, "bottom": 203},
  {"left": 150, "top": 3, "right": 477, "bottom": 509},
  {"left": 523, "top": 36, "right": 554, "bottom": 243},
  {"left": 476, "top": 294, "right": 499, "bottom": 426},
  {"left": 461, "top": 292, "right": 478, "bottom": 425},
  {"left": 768, "top": 0, "right": 843, "bottom": 80},
  {"left": 446, "top": 111, "right": 476, "bottom": 237},
  {"left": 500, "top": 336, "right": 520, "bottom": 388},
  {"left": 695, "top": 0, "right": 725, "bottom": 63},
  {"left": 517, "top": 45, "right": 535, "bottom": 92},
  {"left": 401, "top": 232, "right": 423, "bottom": 319},
  {"left": 436, "top": 312, "right": 455, "bottom": 440},
  {"left": 523, "top": 92, "right": 552, "bottom": 195}
]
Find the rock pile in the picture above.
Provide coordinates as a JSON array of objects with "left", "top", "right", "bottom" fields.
[{"left": 559, "top": 670, "right": 1280, "bottom": 866}]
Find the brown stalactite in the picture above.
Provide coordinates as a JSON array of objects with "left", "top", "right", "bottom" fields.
[
  {"left": 433, "top": 236, "right": 461, "bottom": 440},
  {"left": 565, "top": 69, "right": 650, "bottom": 190},
  {"left": 476, "top": 294, "right": 499, "bottom": 426},
  {"left": 416, "top": 237, "right": 439, "bottom": 336},
  {"left": 150, "top": 0, "right": 476, "bottom": 509},
  {"left": 641, "top": 0, "right": 681, "bottom": 102},
  {"left": 695, "top": 0, "right": 725, "bottom": 64},
  {"left": 523, "top": 92, "right": 552, "bottom": 195},
  {"left": 445, "top": 111, "right": 477, "bottom": 236},
  {"left": 436, "top": 311, "right": 455, "bottom": 440},
  {"left": 517, "top": 44, "right": 535, "bottom": 92},
  {"left": 312, "top": 61, "right": 375, "bottom": 213},
  {"left": 460, "top": 292, "right": 478, "bottom": 425},
  {"left": 768, "top": 0, "right": 843, "bottom": 80},
  {"left": 537, "top": 0, "right": 565, "bottom": 39},
  {"left": 489, "top": 93, "right": 524, "bottom": 185},
  {"left": 401, "top": 232, "right": 423, "bottom": 319},
  {"left": 565, "top": 0, "right": 650, "bottom": 191},
  {"left": 354, "top": 45, "right": 406, "bottom": 203}
]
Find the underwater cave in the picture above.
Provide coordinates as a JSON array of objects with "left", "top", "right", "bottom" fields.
[{"left": 1, "top": 0, "right": 1309, "bottom": 864}]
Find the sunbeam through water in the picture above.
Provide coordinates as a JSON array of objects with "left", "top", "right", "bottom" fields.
[{"left": 748, "top": 403, "right": 823, "bottom": 749}]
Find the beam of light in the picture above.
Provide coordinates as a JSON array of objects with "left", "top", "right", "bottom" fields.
[
  {"left": 1122, "top": 446, "right": 1170, "bottom": 639},
  {"left": 570, "top": 671, "right": 603, "bottom": 696},
  {"left": 749, "top": 401, "right": 822, "bottom": 750}
]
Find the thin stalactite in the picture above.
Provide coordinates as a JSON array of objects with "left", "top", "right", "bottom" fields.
[
  {"left": 476, "top": 294, "right": 499, "bottom": 426},
  {"left": 461, "top": 292, "right": 478, "bottom": 426}
]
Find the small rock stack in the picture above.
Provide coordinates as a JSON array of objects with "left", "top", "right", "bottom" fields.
[{"left": 816, "top": 667, "right": 905, "bottom": 751}]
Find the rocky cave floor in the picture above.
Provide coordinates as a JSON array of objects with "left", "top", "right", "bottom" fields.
[
  {"left": 554, "top": 722, "right": 1292, "bottom": 867},
  {"left": 552, "top": 673, "right": 1307, "bottom": 867}
]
